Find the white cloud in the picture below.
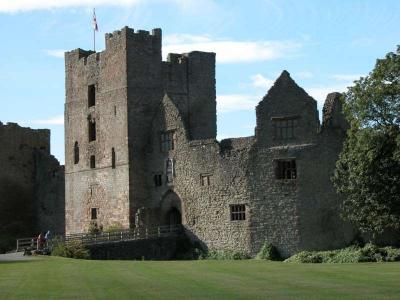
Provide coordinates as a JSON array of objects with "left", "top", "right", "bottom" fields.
[
  {"left": 0, "top": 0, "right": 142, "bottom": 13},
  {"left": 217, "top": 94, "right": 258, "bottom": 113},
  {"left": 31, "top": 115, "right": 64, "bottom": 125},
  {"left": 250, "top": 74, "right": 274, "bottom": 90},
  {"left": 163, "top": 34, "right": 301, "bottom": 64},
  {"left": 295, "top": 71, "right": 313, "bottom": 79},
  {"left": 305, "top": 84, "right": 350, "bottom": 108},
  {"left": 332, "top": 74, "right": 364, "bottom": 81},
  {"left": 44, "top": 49, "right": 66, "bottom": 58}
]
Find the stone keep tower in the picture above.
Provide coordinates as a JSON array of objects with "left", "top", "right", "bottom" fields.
[{"left": 65, "top": 27, "right": 216, "bottom": 234}]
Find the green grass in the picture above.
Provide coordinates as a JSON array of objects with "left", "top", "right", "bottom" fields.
[{"left": 1, "top": 257, "right": 399, "bottom": 299}]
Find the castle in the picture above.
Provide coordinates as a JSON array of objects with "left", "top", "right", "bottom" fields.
[{"left": 64, "top": 26, "right": 356, "bottom": 257}]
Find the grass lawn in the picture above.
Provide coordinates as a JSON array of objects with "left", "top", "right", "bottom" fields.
[{"left": 0, "top": 256, "right": 399, "bottom": 300}]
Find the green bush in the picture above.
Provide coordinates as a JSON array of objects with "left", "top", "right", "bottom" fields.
[
  {"left": 103, "top": 222, "right": 124, "bottom": 233},
  {"left": 383, "top": 247, "right": 400, "bottom": 262},
  {"left": 88, "top": 221, "right": 103, "bottom": 235},
  {"left": 51, "top": 238, "right": 89, "bottom": 259},
  {"left": 201, "top": 249, "right": 250, "bottom": 260},
  {"left": 285, "top": 244, "right": 400, "bottom": 263},
  {"left": 256, "top": 242, "right": 281, "bottom": 261}
]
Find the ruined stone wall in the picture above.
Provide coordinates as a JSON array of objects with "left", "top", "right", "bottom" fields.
[
  {"left": 0, "top": 122, "right": 64, "bottom": 251},
  {"left": 143, "top": 72, "right": 357, "bottom": 258}
]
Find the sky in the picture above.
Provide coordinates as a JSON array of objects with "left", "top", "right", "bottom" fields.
[{"left": 0, "top": 0, "right": 399, "bottom": 164}]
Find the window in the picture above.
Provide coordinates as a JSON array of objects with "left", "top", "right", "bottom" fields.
[
  {"left": 275, "top": 159, "right": 297, "bottom": 180},
  {"left": 272, "top": 117, "right": 298, "bottom": 139},
  {"left": 230, "top": 204, "right": 246, "bottom": 221},
  {"left": 111, "top": 148, "right": 116, "bottom": 169},
  {"left": 91, "top": 208, "right": 97, "bottom": 220},
  {"left": 200, "top": 174, "right": 212, "bottom": 186},
  {"left": 154, "top": 174, "right": 162, "bottom": 187},
  {"left": 88, "top": 84, "right": 96, "bottom": 107},
  {"left": 165, "top": 158, "right": 174, "bottom": 183},
  {"left": 74, "top": 141, "right": 79, "bottom": 164},
  {"left": 114, "top": 105, "right": 117, "bottom": 116},
  {"left": 90, "top": 155, "right": 96, "bottom": 169},
  {"left": 160, "top": 131, "right": 175, "bottom": 152},
  {"left": 88, "top": 119, "right": 96, "bottom": 142}
]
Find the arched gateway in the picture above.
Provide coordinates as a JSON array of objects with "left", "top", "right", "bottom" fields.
[{"left": 160, "top": 191, "right": 182, "bottom": 226}]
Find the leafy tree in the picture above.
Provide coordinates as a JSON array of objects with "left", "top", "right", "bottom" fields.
[{"left": 333, "top": 46, "right": 400, "bottom": 235}]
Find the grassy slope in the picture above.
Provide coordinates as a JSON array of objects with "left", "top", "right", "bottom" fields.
[{"left": 0, "top": 257, "right": 399, "bottom": 300}]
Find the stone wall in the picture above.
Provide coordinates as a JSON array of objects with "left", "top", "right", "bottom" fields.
[{"left": 0, "top": 122, "right": 64, "bottom": 252}]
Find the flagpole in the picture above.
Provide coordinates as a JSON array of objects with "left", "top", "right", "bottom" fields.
[{"left": 93, "top": 8, "right": 96, "bottom": 52}]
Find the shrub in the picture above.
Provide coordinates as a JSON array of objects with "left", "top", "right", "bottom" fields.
[
  {"left": 202, "top": 249, "right": 250, "bottom": 260},
  {"left": 383, "top": 247, "right": 400, "bottom": 262},
  {"left": 88, "top": 221, "right": 103, "bottom": 235},
  {"left": 285, "top": 244, "right": 400, "bottom": 263},
  {"left": 103, "top": 222, "right": 124, "bottom": 233},
  {"left": 256, "top": 242, "right": 281, "bottom": 261},
  {"left": 51, "top": 238, "right": 89, "bottom": 259}
]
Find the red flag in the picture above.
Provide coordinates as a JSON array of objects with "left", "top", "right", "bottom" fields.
[{"left": 92, "top": 9, "right": 98, "bottom": 31}]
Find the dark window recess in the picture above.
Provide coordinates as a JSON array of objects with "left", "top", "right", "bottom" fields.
[
  {"left": 160, "top": 131, "right": 175, "bottom": 152},
  {"left": 74, "top": 141, "right": 79, "bottom": 164},
  {"left": 230, "top": 204, "right": 246, "bottom": 221},
  {"left": 154, "top": 174, "right": 162, "bottom": 187},
  {"left": 275, "top": 159, "right": 297, "bottom": 180},
  {"left": 201, "top": 174, "right": 212, "bottom": 186},
  {"left": 114, "top": 105, "right": 117, "bottom": 116},
  {"left": 88, "top": 119, "right": 96, "bottom": 142},
  {"left": 88, "top": 84, "right": 96, "bottom": 107},
  {"left": 111, "top": 148, "right": 116, "bottom": 169},
  {"left": 91, "top": 208, "right": 97, "bottom": 220},
  {"left": 166, "top": 158, "right": 174, "bottom": 183},
  {"left": 90, "top": 155, "right": 96, "bottom": 169},
  {"left": 273, "top": 117, "right": 298, "bottom": 139}
]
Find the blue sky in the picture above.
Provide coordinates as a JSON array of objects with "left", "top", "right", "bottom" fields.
[{"left": 0, "top": 0, "right": 399, "bottom": 164}]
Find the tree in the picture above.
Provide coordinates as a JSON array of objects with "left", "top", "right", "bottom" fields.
[{"left": 333, "top": 46, "right": 400, "bottom": 235}]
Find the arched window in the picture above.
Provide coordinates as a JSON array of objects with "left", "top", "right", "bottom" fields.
[
  {"left": 111, "top": 148, "right": 116, "bottom": 169},
  {"left": 74, "top": 141, "right": 79, "bottom": 164}
]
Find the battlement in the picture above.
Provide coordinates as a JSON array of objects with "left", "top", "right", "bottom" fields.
[{"left": 105, "top": 26, "right": 161, "bottom": 51}]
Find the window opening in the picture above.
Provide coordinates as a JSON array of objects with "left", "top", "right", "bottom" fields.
[
  {"left": 230, "top": 204, "right": 246, "bottom": 221},
  {"left": 90, "top": 155, "right": 96, "bottom": 169},
  {"left": 74, "top": 141, "right": 79, "bottom": 164},
  {"left": 88, "top": 84, "right": 96, "bottom": 107},
  {"left": 154, "top": 174, "right": 162, "bottom": 187},
  {"left": 275, "top": 159, "right": 297, "bottom": 180},
  {"left": 111, "top": 148, "right": 116, "bottom": 169},
  {"left": 91, "top": 208, "right": 97, "bottom": 220},
  {"left": 160, "top": 131, "right": 175, "bottom": 152},
  {"left": 200, "top": 174, "right": 212, "bottom": 186},
  {"left": 88, "top": 119, "right": 96, "bottom": 142}
]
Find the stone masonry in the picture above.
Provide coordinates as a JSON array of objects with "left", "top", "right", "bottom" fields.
[
  {"left": 65, "top": 26, "right": 356, "bottom": 257},
  {"left": 0, "top": 122, "right": 64, "bottom": 251}
]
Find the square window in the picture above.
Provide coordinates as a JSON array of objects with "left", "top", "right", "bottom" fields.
[
  {"left": 230, "top": 204, "right": 246, "bottom": 221},
  {"left": 200, "top": 174, "right": 212, "bottom": 186},
  {"left": 272, "top": 117, "right": 298, "bottom": 139},
  {"left": 160, "top": 131, "right": 175, "bottom": 152},
  {"left": 275, "top": 159, "right": 297, "bottom": 180}
]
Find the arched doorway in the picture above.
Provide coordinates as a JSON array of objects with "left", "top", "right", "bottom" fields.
[
  {"left": 161, "top": 190, "right": 183, "bottom": 226},
  {"left": 167, "top": 207, "right": 181, "bottom": 226}
]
